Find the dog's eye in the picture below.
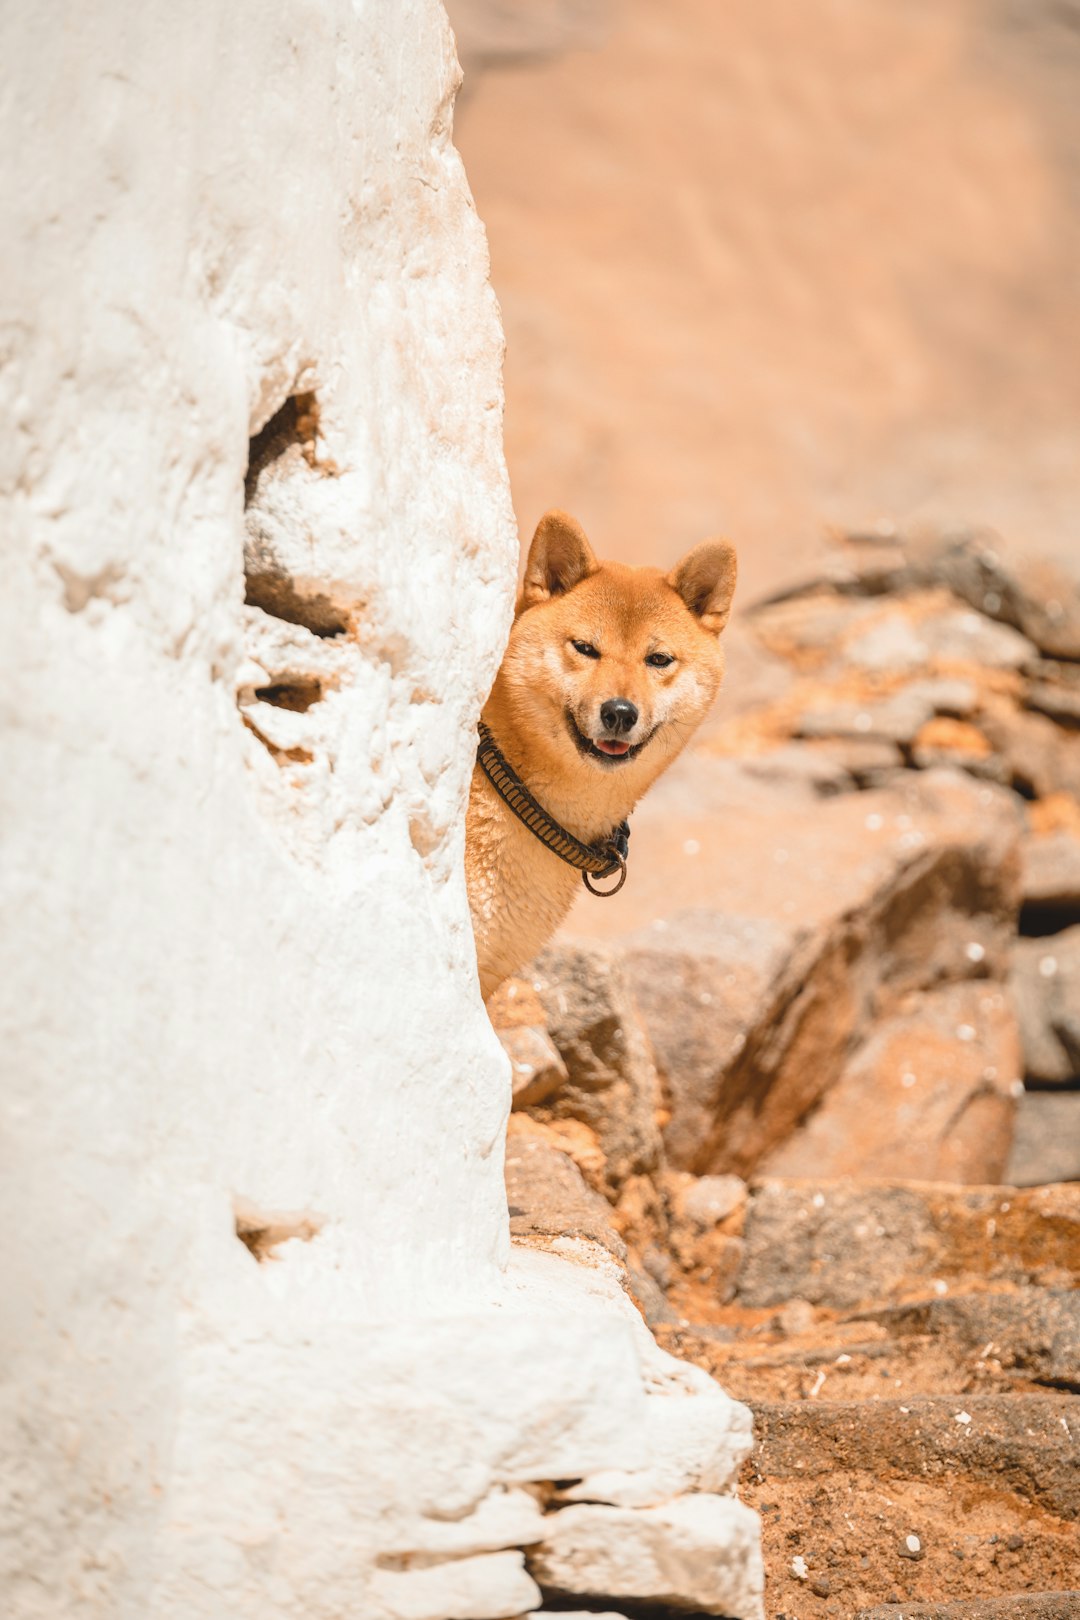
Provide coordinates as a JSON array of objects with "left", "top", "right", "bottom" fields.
[
  {"left": 646, "top": 651, "right": 674, "bottom": 669},
  {"left": 571, "top": 639, "right": 600, "bottom": 659}
]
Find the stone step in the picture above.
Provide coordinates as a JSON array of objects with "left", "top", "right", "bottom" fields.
[
  {"left": 749, "top": 1395, "right": 1077, "bottom": 1519},
  {"left": 735, "top": 1180, "right": 1080, "bottom": 1310},
  {"left": 740, "top": 1395, "right": 1078, "bottom": 1617},
  {"left": 855, "top": 1598, "right": 1080, "bottom": 1620},
  {"left": 657, "top": 1286, "right": 1079, "bottom": 1404}
]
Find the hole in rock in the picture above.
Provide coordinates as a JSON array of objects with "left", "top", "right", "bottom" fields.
[
  {"left": 241, "top": 714, "right": 314, "bottom": 768},
  {"left": 234, "top": 1196, "right": 326, "bottom": 1262},
  {"left": 245, "top": 391, "right": 329, "bottom": 501},
  {"left": 244, "top": 390, "right": 350, "bottom": 638},
  {"left": 1018, "top": 900, "right": 1080, "bottom": 938},
  {"left": 535, "top": 1592, "right": 727, "bottom": 1620},
  {"left": 253, "top": 675, "right": 324, "bottom": 713}
]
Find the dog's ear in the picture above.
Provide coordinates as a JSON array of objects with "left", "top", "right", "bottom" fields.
[
  {"left": 522, "top": 510, "right": 598, "bottom": 607},
  {"left": 668, "top": 540, "right": 737, "bottom": 635}
]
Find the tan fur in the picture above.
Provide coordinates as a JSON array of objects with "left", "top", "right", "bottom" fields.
[{"left": 466, "top": 510, "right": 736, "bottom": 1000}]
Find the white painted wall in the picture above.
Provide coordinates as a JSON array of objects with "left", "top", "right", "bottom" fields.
[{"left": 0, "top": 3, "right": 760, "bottom": 1616}]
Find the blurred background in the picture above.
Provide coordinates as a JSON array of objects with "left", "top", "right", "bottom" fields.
[{"left": 450, "top": 0, "right": 1080, "bottom": 599}]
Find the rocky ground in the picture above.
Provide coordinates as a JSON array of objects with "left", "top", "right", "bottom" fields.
[{"left": 494, "top": 529, "right": 1080, "bottom": 1619}]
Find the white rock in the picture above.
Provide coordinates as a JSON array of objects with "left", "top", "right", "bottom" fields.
[
  {"left": 529, "top": 1494, "right": 764, "bottom": 1618},
  {"left": 369, "top": 1551, "right": 539, "bottom": 1620},
  {"left": 0, "top": 0, "right": 761, "bottom": 1615}
]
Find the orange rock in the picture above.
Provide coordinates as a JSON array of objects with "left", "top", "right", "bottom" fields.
[
  {"left": 761, "top": 982, "right": 1020, "bottom": 1184},
  {"left": 913, "top": 717, "right": 992, "bottom": 758}
]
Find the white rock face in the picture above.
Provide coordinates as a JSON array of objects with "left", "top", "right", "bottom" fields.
[
  {"left": 530, "top": 1493, "right": 764, "bottom": 1614},
  {"left": 0, "top": 2, "right": 761, "bottom": 1617}
]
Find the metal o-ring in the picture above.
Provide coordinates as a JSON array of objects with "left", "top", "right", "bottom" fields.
[{"left": 583, "top": 846, "right": 627, "bottom": 897}]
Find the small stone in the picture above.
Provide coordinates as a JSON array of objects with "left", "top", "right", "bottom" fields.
[
  {"left": 679, "top": 1173, "right": 748, "bottom": 1229},
  {"left": 810, "top": 1575, "right": 831, "bottom": 1597},
  {"left": 778, "top": 1298, "right": 816, "bottom": 1337},
  {"left": 791, "top": 1554, "right": 809, "bottom": 1580},
  {"left": 642, "top": 1244, "right": 673, "bottom": 1291},
  {"left": 898, "top": 1532, "right": 923, "bottom": 1559}
]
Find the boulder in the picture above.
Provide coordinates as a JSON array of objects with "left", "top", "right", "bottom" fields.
[
  {"left": 761, "top": 982, "right": 1019, "bottom": 1184},
  {"left": 527, "top": 1495, "right": 763, "bottom": 1618},
  {"left": 566, "top": 757, "right": 1022, "bottom": 1178},
  {"left": 829, "top": 529, "right": 1080, "bottom": 663},
  {"left": 792, "top": 678, "right": 982, "bottom": 751},
  {"left": 500, "top": 1025, "right": 570, "bottom": 1109},
  {"left": 750, "top": 1394, "right": 1078, "bottom": 1519},
  {"left": 749, "top": 583, "right": 1037, "bottom": 676},
  {"left": 859, "top": 1290, "right": 1080, "bottom": 1391},
  {"left": 843, "top": 598, "right": 1036, "bottom": 673},
  {"left": 504, "top": 1123, "right": 626, "bottom": 1260},
  {"left": 928, "top": 531, "right": 1080, "bottom": 663},
  {"left": 527, "top": 1613, "right": 630, "bottom": 1620},
  {"left": 488, "top": 976, "right": 570, "bottom": 1107},
  {"left": 528, "top": 942, "right": 663, "bottom": 1194},
  {"left": 794, "top": 687, "right": 940, "bottom": 746},
  {"left": 979, "top": 701, "right": 1080, "bottom": 801},
  {"left": 1010, "top": 928, "right": 1080, "bottom": 1084},
  {"left": 1005, "top": 1092, "right": 1080, "bottom": 1188},
  {"left": 739, "top": 739, "right": 899, "bottom": 795},
  {"left": 1026, "top": 676, "right": 1080, "bottom": 727},
  {"left": 735, "top": 1180, "right": 1080, "bottom": 1310},
  {"left": 368, "top": 1549, "right": 539, "bottom": 1620},
  {"left": 1021, "top": 829, "right": 1080, "bottom": 927},
  {"left": 911, "top": 717, "right": 997, "bottom": 776}
]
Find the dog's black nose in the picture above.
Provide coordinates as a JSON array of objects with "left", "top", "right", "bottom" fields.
[{"left": 600, "top": 697, "right": 638, "bottom": 735}]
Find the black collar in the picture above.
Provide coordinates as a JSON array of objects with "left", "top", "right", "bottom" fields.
[{"left": 476, "top": 722, "right": 629, "bottom": 896}]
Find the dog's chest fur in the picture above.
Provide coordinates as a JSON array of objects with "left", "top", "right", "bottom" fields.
[{"left": 466, "top": 768, "right": 584, "bottom": 1001}]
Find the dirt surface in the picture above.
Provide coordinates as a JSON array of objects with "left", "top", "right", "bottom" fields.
[{"left": 747, "top": 1469, "right": 1077, "bottom": 1618}]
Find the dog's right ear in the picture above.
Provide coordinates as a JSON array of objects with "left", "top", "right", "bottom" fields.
[{"left": 522, "top": 510, "right": 598, "bottom": 607}]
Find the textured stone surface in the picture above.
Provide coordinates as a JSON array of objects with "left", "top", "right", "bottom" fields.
[
  {"left": 501, "top": 1023, "right": 570, "bottom": 1108},
  {"left": 860, "top": 1290, "right": 1080, "bottom": 1391},
  {"left": 750, "top": 1394, "right": 1078, "bottom": 1518},
  {"left": 530, "top": 941, "right": 663, "bottom": 1192},
  {"left": 981, "top": 703, "right": 1080, "bottom": 802},
  {"left": 930, "top": 531, "right": 1080, "bottom": 663},
  {"left": 762, "top": 982, "right": 1020, "bottom": 1183},
  {"left": 1006, "top": 1092, "right": 1080, "bottom": 1188},
  {"left": 0, "top": 3, "right": 761, "bottom": 1615},
  {"left": 856, "top": 1600, "right": 1080, "bottom": 1620},
  {"left": 567, "top": 757, "right": 1021, "bottom": 1177},
  {"left": 736, "top": 1181, "right": 1080, "bottom": 1309},
  {"left": 505, "top": 1128, "right": 626, "bottom": 1259},
  {"left": 1021, "top": 831, "right": 1080, "bottom": 920},
  {"left": 1011, "top": 929, "right": 1080, "bottom": 1085},
  {"left": 528, "top": 1495, "right": 763, "bottom": 1616}
]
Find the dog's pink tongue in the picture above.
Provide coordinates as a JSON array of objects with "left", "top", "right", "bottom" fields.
[{"left": 596, "top": 738, "right": 630, "bottom": 756}]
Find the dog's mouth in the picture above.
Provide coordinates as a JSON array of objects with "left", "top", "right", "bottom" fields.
[{"left": 566, "top": 711, "right": 655, "bottom": 766}]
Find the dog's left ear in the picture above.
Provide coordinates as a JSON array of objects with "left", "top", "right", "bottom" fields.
[
  {"left": 522, "top": 510, "right": 599, "bottom": 607},
  {"left": 668, "top": 540, "right": 737, "bottom": 635}
]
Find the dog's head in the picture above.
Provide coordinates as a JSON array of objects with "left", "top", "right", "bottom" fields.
[{"left": 497, "top": 510, "right": 736, "bottom": 786}]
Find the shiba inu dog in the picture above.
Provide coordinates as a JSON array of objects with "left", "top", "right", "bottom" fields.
[{"left": 466, "top": 510, "right": 736, "bottom": 999}]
